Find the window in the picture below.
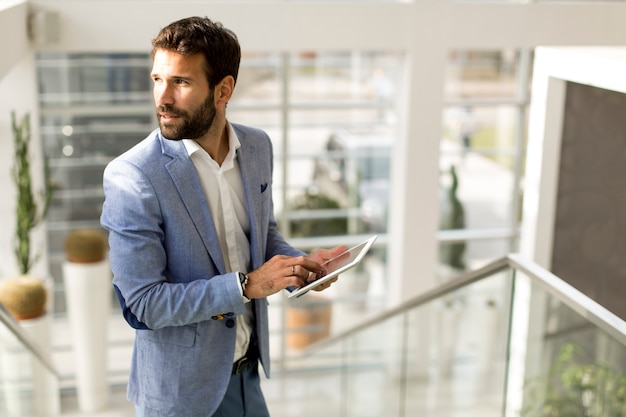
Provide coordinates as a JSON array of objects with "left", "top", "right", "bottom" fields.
[
  {"left": 37, "top": 50, "right": 403, "bottom": 362},
  {"left": 439, "top": 49, "right": 532, "bottom": 278}
]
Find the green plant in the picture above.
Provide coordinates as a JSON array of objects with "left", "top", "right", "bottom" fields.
[
  {"left": 11, "top": 111, "right": 54, "bottom": 275},
  {"left": 289, "top": 188, "right": 348, "bottom": 237},
  {"left": 521, "top": 343, "right": 626, "bottom": 417},
  {"left": 439, "top": 165, "right": 466, "bottom": 270}
]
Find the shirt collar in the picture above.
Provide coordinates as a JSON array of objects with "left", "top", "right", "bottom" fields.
[{"left": 182, "top": 122, "right": 241, "bottom": 167}]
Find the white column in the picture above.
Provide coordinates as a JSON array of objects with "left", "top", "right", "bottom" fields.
[
  {"left": 385, "top": 2, "right": 448, "bottom": 382},
  {"left": 387, "top": 2, "right": 447, "bottom": 306},
  {"left": 21, "top": 315, "right": 61, "bottom": 416},
  {"left": 63, "top": 258, "right": 112, "bottom": 412},
  {"left": 0, "top": 315, "right": 60, "bottom": 417}
]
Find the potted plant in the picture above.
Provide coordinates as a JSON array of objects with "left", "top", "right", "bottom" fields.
[
  {"left": 62, "top": 228, "right": 111, "bottom": 412},
  {"left": 0, "top": 111, "right": 60, "bottom": 417},
  {"left": 0, "top": 111, "right": 54, "bottom": 321},
  {"left": 521, "top": 343, "right": 626, "bottom": 417},
  {"left": 284, "top": 188, "right": 348, "bottom": 349}
]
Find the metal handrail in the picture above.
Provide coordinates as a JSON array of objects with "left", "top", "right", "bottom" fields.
[
  {"left": 300, "top": 253, "right": 626, "bottom": 353},
  {"left": 0, "top": 306, "right": 59, "bottom": 376},
  {"left": 507, "top": 253, "right": 626, "bottom": 345}
]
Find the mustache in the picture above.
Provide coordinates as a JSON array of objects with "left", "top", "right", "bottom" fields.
[{"left": 157, "top": 105, "right": 186, "bottom": 117}]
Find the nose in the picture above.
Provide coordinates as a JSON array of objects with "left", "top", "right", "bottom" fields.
[{"left": 154, "top": 82, "right": 174, "bottom": 107}]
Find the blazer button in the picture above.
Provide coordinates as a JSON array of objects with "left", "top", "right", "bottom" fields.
[{"left": 225, "top": 318, "right": 235, "bottom": 328}]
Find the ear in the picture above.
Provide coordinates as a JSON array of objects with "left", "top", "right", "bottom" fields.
[{"left": 215, "top": 75, "right": 235, "bottom": 109}]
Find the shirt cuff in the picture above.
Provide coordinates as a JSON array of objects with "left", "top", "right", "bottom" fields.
[{"left": 236, "top": 272, "right": 251, "bottom": 303}]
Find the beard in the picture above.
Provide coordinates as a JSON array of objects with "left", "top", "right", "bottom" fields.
[{"left": 157, "top": 89, "right": 216, "bottom": 141}]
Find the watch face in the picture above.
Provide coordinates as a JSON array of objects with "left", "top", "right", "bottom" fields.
[{"left": 238, "top": 273, "right": 250, "bottom": 301}]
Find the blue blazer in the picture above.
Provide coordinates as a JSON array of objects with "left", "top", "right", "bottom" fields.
[{"left": 101, "top": 124, "right": 303, "bottom": 417}]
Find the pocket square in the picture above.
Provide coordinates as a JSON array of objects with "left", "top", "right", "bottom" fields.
[{"left": 260, "top": 183, "right": 268, "bottom": 193}]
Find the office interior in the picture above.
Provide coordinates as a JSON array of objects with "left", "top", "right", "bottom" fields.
[{"left": 1, "top": 1, "right": 626, "bottom": 416}]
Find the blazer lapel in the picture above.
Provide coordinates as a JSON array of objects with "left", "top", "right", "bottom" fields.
[
  {"left": 236, "top": 138, "right": 264, "bottom": 270},
  {"left": 159, "top": 136, "right": 227, "bottom": 273},
  {"left": 232, "top": 126, "right": 274, "bottom": 376}
]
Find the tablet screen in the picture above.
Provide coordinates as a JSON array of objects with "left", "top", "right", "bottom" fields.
[{"left": 288, "top": 235, "right": 377, "bottom": 298}]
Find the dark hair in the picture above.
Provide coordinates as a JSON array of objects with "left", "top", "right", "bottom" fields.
[{"left": 151, "top": 16, "right": 241, "bottom": 87}]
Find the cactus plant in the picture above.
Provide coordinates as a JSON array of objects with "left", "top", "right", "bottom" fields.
[
  {"left": 11, "top": 111, "right": 54, "bottom": 275},
  {"left": 0, "top": 111, "right": 54, "bottom": 320},
  {"left": 64, "top": 229, "right": 108, "bottom": 263},
  {"left": 0, "top": 275, "right": 47, "bottom": 320}
]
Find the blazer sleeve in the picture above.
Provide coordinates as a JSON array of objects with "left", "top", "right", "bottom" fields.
[{"left": 101, "top": 157, "right": 246, "bottom": 330}]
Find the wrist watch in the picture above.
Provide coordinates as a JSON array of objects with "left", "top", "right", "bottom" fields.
[{"left": 238, "top": 272, "right": 250, "bottom": 301}]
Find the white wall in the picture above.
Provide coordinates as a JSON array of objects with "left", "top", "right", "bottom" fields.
[
  {"left": 0, "top": 1, "right": 29, "bottom": 80},
  {"left": 0, "top": 1, "right": 41, "bottom": 278},
  {"left": 0, "top": 52, "right": 47, "bottom": 279},
  {"left": 3, "top": 0, "right": 626, "bottom": 302}
]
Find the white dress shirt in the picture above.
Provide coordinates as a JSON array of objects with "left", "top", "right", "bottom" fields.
[{"left": 183, "top": 123, "right": 254, "bottom": 362}]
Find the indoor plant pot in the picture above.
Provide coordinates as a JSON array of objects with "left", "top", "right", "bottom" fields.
[
  {"left": 62, "top": 228, "right": 111, "bottom": 412},
  {"left": 0, "top": 111, "right": 58, "bottom": 416}
]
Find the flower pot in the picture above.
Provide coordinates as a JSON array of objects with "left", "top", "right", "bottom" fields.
[{"left": 286, "top": 295, "right": 332, "bottom": 349}]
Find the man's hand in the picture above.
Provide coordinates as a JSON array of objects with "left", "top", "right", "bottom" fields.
[
  {"left": 307, "top": 245, "right": 347, "bottom": 265},
  {"left": 306, "top": 245, "right": 347, "bottom": 292},
  {"left": 244, "top": 255, "right": 325, "bottom": 299}
]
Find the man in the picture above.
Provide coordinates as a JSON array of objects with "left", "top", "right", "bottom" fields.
[{"left": 101, "top": 16, "right": 345, "bottom": 417}]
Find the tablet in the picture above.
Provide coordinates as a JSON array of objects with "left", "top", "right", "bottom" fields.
[{"left": 288, "top": 235, "right": 378, "bottom": 298}]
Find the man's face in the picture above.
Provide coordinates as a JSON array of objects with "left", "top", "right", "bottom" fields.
[{"left": 151, "top": 49, "right": 216, "bottom": 140}]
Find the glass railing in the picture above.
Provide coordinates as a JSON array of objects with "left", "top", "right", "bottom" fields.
[
  {"left": 0, "top": 306, "right": 60, "bottom": 417},
  {"left": 271, "top": 254, "right": 626, "bottom": 417}
]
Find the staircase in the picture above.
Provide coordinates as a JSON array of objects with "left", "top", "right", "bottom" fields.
[{"left": 2, "top": 254, "right": 626, "bottom": 417}]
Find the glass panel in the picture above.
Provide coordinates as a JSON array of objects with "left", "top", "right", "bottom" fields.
[
  {"left": 37, "top": 53, "right": 152, "bottom": 107},
  {"left": 439, "top": 238, "right": 513, "bottom": 279},
  {"left": 283, "top": 125, "right": 343, "bottom": 231},
  {"left": 440, "top": 105, "right": 519, "bottom": 231},
  {"left": 38, "top": 53, "right": 155, "bottom": 315},
  {"left": 295, "top": 126, "right": 394, "bottom": 236},
  {"left": 442, "top": 106, "right": 519, "bottom": 164},
  {"left": 342, "top": 313, "right": 406, "bottom": 417},
  {"left": 38, "top": 50, "right": 400, "bottom": 375},
  {"left": 268, "top": 260, "right": 626, "bottom": 416},
  {"left": 0, "top": 315, "right": 59, "bottom": 417},
  {"left": 272, "top": 269, "right": 513, "bottom": 416},
  {"left": 289, "top": 51, "right": 400, "bottom": 110},
  {"left": 445, "top": 49, "right": 524, "bottom": 100},
  {"left": 441, "top": 48, "right": 529, "bottom": 293},
  {"left": 227, "top": 107, "right": 282, "bottom": 131},
  {"left": 264, "top": 340, "right": 344, "bottom": 417},
  {"left": 514, "top": 272, "right": 626, "bottom": 417},
  {"left": 404, "top": 273, "right": 510, "bottom": 416},
  {"left": 269, "top": 51, "right": 401, "bottom": 361},
  {"left": 41, "top": 113, "right": 152, "bottom": 314},
  {"left": 270, "top": 242, "right": 388, "bottom": 362},
  {"left": 232, "top": 52, "right": 283, "bottom": 107},
  {"left": 42, "top": 114, "right": 150, "bottom": 160},
  {"left": 283, "top": 51, "right": 401, "bottom": 238}
]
